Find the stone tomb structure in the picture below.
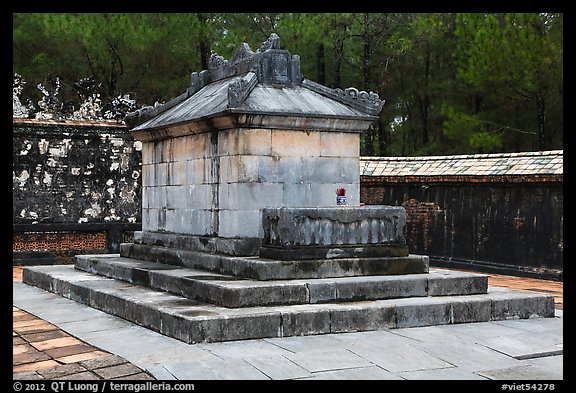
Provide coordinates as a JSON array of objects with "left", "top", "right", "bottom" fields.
[{"left": 23, "top": 34, "right": 554, "bottom": 344}]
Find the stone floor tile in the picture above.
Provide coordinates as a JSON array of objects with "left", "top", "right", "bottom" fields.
[
  {"left": 93, "top": 363, "right": 149, "bottom": 379},
  {"left": 79, "top": 354, "right": 128, "bottom": 369},
  {"left": 244, "top": 356, "right": 313, "bottom": 380},
  {"left": 14, "top": 323, "right": 59, "bottom": 334},
  {"left": 37, "top": 363, "right": 88, "bottom": 379},
  {"left": 13, "top": 360, "right": 60, "bottom": 373},
  {"left": 55, "top": 371, "right": 102, "bottom": 380},
  {"left": 13, "top": 319, "right": 52, "bottom": 329},
  {"left": 13, "top": 351, "right": 52, "bottom": 365},
  {"left": 22, "top": 330, "right": 71, "bottom": 343},
  {"left": 477, "top": 364, "right": 563, "bottom": 380},
  {"left": 347, "top": 341, "right": 454, "bottom": 373},
  {"left": 398, "top": 367, "right": 489, "bottom": 380},
  {"left": 12, "top": 371, "right": 44, "bottom": 380},
  {"left": 284, "top": 348, "right": 373, "bottom": 373},
  {"left": 113, "top": 372, "right": 155, "bottom": 380},
  {"left": 13, "top": 343, "right": 36, "bottom": 355},
  {"left": 30, "top": 336, "right": 84, "bottom": 351},
  {"left": 306, "top": 366, "right": 403, "bottom": 380},
  {"left": 44, "top": 343, "right": 96, "bottom": 359},
  {"left": 57, "top": 350, "right": 109, "bottom": 364}
]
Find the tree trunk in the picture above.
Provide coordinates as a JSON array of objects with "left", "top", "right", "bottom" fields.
[
  {"left": 536, "top": 95, "right": 546, "bottom": 150},
  {"left": 419, "top": 42, "right": 430, "bottom": 146},
  {"left": 333, "top": 40, "right": 343, "bottom": 88},
  {"left": 377, "top": 116, "right": 388, "bottom": 156},
  {"left": 362, "top": 13, "right": 371, "bottom": 92},
  {"left": 316, "top": 43, "right": 325, "bottom": 85},
  {"left": 199, "top": 39, "right": 210, "bottom": 71},
  {"left": 361, "top": 13, "right": 374, "bottom": 155}
]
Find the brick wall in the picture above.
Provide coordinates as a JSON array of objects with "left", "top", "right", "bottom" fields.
[{"left": 360, "top": 151, "right": 563, "bottom": 280}]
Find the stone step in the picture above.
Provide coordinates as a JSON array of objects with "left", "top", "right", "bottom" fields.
[
  {"left": 120, "top": 243, "right": 430, "bottom": 280},
  {"left": 21, "top": 264, "right": 555, "bottom": 344},
  {"left": 74, "top": 254, "right": 488, "bottom": 308}
]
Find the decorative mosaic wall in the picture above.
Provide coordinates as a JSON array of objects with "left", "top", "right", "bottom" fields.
[{"left": 13, "top": 118, "right": 142, "bottom": 264}]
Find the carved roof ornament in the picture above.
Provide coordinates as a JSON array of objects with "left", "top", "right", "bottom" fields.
[
  {"left": 125, "top": 32, "right": 386, "bottom": 129},
  {"left": 227, "top": 72, "right": 258, "bottom": 108},
  {"left": 208, "top": 53, "right": 229, "bottom": 69},
  {"left": 302, "top": 79, "right": 385, "bottom": 116},
  {"left": 229, "top": 43, "right": 256, "bottom": 65},
  {"left": 257, "top": 33, "right": 281, "bottom": 52}
]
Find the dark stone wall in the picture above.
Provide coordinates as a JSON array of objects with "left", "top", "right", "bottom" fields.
[
  {"left": 13, "top": 119, "right": 142, "bottom": 263},
  {"left": 361, "top": 176, "right": 563, "bottom": 280}
]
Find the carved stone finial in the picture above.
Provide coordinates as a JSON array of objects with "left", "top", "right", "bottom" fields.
[
  {"left": 227, "top": 72, "right": 258, "bottom": 108},
  {"left": 334, "top": 87, "right": 385, "bottom": 115},
  {"left": 208, "top": 53, "right": 228, "bottom": 69},
  {"left": 257, "top": 33, "right": 282, "bottom": 52},
  {"left": 229, "top": 43, "right": 255, "bottom": 64}
]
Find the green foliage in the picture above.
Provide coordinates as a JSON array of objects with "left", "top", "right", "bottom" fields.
[{"left": 13, "top": 13, "right": 562, "bottom": 155}]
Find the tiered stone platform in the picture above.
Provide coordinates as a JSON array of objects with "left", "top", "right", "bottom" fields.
[{"left": 22, "top": 207, "right": 554, "bottom": 344}]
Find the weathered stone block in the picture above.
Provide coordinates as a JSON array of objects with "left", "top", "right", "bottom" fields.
[
  {"left": 154, "top": 162, "right": 169, "bottom": 186},
  {"left": 427, "top": 271, "right": 488, "bottom": 296},
  {"left": 330, "top": 303, "right": 396, "bottom": 332},
  {"left": 186, "top": 159, "right": 208, "bottom": 184},
  {"left": 262, "top": 206, "right": 407, "bottom": 251},
  {"left": 490, "top": 291, "right": 555, "bottom": 320},
  {"left": 335, "top": 275, "right": 427, "bottom": 301},
  {"left": 219, "top": 183, "right": 283, "bottom": 210},
  {"left": 257, "top": 156, "right": 303, "bottom": 183},
  {"left": 301, "top": 157, "right": 359, "bottom": 184},
  {"left": 306, "top": 280, "right": 337, "bottom": 303},
  {"left": 450, "top": 297, "right": 491, "bottom": 323},
  {"left": 220, "top": 128, "right": 272, "bottom": 156},
  {"left": 187, "top": 312, "right": 282, "bottom": 343},
  {"left": 159, "top": 310, "right": 193, "bottom": 344},
  {"left": 280, "top": 306, "right": 331, "bottom": 336},
  {"left": 394, "top": 298, "right": 451, "bottom": 328},
  {"left": 271, "top": 130, "right": 321, "bottom": 157},
  {"left": 167, "top": 160, "right": 188, "bottom": 185},
  {"left": 165, "top": 185, "right": 188, "bottom": 209},
  {"left": 218, "top": 209, "right": 263, "bottom": 238},
  {"left": 319, "top": 132, "right": 359, "bottom": 158},
  {"left": 186, "top": 185, "right": 212, "bottom": 210}
]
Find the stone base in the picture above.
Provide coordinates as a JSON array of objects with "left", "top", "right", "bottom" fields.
[
  {"left": 22, "top": 263, "right": 556, "bottom": 344},
  {"left": 133, "top": 231, "right": 261, "bottom": 257},
  {"left": 259, "top": 244, "right": 409, "bottom": 260},
  {"left": 73, "top": 254, "right": 484, "bottom": 308},
  {"left": 120, "top": 242, "right": 429, "bottom": 280}
]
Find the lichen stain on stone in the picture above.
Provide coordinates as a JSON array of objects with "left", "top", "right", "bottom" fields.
[
  {"left": 42, "top": 171, "right": 53, "bottom": 185},
  {"left": 119, "top": 184, "right": 136, "bottom": 204},
  {"left": 19, "top": 141, "right": 32, "bottom": 156},
  {"left": 38, "top": 139, "right": 49, "bottom": 154},
  {"left": 14, "top": 170, "right": 30, "bottom": 187},
  {"left": 84, "top": 203, "right": 102, "bottom": 218}
]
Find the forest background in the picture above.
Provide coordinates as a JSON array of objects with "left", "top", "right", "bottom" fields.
[{"left": 13, "top": 13, "right": 563, "bottom": 156}]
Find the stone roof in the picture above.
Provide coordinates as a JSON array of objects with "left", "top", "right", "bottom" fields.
[
  {"left": 125, "top": 33, "right": 385, "bottom": 135},
  {"left": 360, "top": 150, "right": 563, "bottom": 177}
]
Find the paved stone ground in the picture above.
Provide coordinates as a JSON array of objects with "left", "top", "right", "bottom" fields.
[{"left": 13, "top": 266, "right": 563, "bottom": 381}]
